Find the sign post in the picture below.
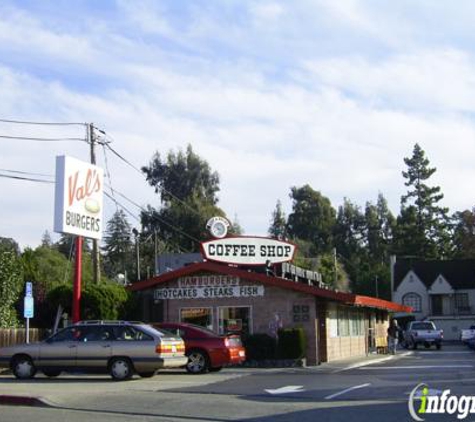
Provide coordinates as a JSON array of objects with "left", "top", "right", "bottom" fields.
[{"left": 24, "top": 282, "right": 34, "bottom": 343}]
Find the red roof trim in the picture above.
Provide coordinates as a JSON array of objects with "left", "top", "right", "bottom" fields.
[{"left": 128, "top": 261, "right": 409, "bottom": 312}]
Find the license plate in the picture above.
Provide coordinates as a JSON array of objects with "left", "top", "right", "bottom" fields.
[{"left": 172, "top": 345, "right": 177, "bottom": 353}]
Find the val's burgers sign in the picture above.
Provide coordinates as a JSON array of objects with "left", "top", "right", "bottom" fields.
[
  {"left": 54, "top": 155, "right": 104, "bottom": 240},
  {"left": 201, "top": 236, "right": 296, "bottom": 266}
]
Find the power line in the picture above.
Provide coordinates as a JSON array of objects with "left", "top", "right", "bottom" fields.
[
  {"left": 104, "top": 142, "right": 204, "bottom": 219},
  {"left": 107, "top": 185, "right": 201, "bottom": 245},
  {"left": 0, "top": 118, "right": 86, "bottom": 126},
  {"left": 0, "top": 173, "right": 54, "bottom": 183},
  {"left": 0, "top": 168, "right": 53, "bottom": 178},
  {"left": 0, "top": 135, "right": 86, "bottom": 142}
]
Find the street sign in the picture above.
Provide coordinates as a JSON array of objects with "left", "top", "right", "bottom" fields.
[
  {"left": 25, "top": 281, "right": 33, "bottom": 297},
  {"left": 24, "top": 296, "right": 34, "bottom": 319}
]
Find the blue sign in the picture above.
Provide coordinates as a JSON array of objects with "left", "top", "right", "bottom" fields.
[
  {"left": 25, "top": 282, "right": 33, "bottom": 297},
  {"left": 24, "top": 296, "right": 34, "bottom": 319}
]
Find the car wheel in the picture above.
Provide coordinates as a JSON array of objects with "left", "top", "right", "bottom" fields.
[
  {"left": 436, "top": 343, "right": 442, "bottom": 350},
  {"left": 11, "top": 356, "right": 36, "bottom": 380},
  {"left": 109, "top": 357, "right": 133, "bottom": 381},
  {"left": 138, "top": 371, "right": 156, "bottom": 378},
  {"left": 42, "top": 369, "right": 61, "bottom": 377},
  {"left": 424, "top": 343, "right": 431, "bottom": 349},
  {"left": 186, "top": 350, "right": 209, "bottom": 374},
  {"left": 209, "top": 367, "right": 222, "bottom": 373}
]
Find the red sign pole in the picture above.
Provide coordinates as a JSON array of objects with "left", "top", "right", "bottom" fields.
[{"left": 72, "top": 236, "right": 83, "bottom": 323}]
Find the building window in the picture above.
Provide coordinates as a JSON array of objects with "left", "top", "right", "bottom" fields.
[
  {"left": 180, "top": 308, "right": 213, "bottom": 330},
  {"left": 455, "top": 293, "right": 471, "bottom": 314},
  {"left": 402, "top": 293, "right": 422, "bottom": 313},
  {"left": 293, "top": 305, "right": 310, "bottom": 322},
  {"left": 337, "top": 306, "right": 350, "bottom": 337},
  {"left": 218, "top": 306, "right": 251, "bottom": 336}
]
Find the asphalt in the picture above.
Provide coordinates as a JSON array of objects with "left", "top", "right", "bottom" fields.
[{"left": 0, "top": 351, "right": 411, "bottom": 408}]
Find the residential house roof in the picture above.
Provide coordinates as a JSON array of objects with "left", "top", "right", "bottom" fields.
[{"left": 393, "top": 258, "right": 475, "bottom": 291}]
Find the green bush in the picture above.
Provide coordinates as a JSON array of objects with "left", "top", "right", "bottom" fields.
[
  {"left": 243, "top": 333, "right": 277, "bottom": 361},
  {"left": 45, "top": 283, "right": 132, "bottom": 322},
  {"left": 277, "top": 328, "right": 307, "bottom": 359}
]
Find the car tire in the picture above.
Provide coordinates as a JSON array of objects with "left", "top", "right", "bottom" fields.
[
  {"left": 11, "top": 355, "right": 36, "bottom": 380},
  {"left": 209, "top": 366, "right": 223, "bottom": 373},
  {"left": 436, "top": 343, "right": 442, "bottom": 350},
  {"left": 186, "top": 350, "right": 209, "bottom": 374},
  {"left": 138, "top": 371, "right": 156, "bottom": 378},
  {"left": 42, "top": 369, "right": 61, "bottom": 377},
  {"left": 424, "top": 343, "right": 431, "bottom": 349},
  {"left": 109, "top": 357, "right": 134, "bottom": 381}
]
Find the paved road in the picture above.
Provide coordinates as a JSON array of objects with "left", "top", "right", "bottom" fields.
[{"left": 1, "top": 343, "right": 473, "bottom": 421}]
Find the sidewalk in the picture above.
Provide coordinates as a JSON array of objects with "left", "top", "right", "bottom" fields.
[{"left": 312, "top": 349, "right": 412, "bottom": 373}]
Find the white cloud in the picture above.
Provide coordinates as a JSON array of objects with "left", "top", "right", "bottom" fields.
[{"left": 1, "top": 1, "right": 475, "bottom": 249}]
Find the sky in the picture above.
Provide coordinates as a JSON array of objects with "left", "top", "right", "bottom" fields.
[{"left": 1, "top": 0, "right": 475, "bottom": 250}]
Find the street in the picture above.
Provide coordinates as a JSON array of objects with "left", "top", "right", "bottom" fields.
[{"left": 1, "top": 343, "right": 474, "bottom": 421}]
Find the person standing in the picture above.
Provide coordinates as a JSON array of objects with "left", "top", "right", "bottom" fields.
[{"left": 387, "top": 319, "right": 399, "bottom": 354}]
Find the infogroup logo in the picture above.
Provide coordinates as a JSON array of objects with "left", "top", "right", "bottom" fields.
[{"left": 408, "top": 383, "right": 475, "bottom": 421}]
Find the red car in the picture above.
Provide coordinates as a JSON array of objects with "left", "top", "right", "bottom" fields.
[{"left": 155, "top": 322, "right": 246, "bottom": 374}]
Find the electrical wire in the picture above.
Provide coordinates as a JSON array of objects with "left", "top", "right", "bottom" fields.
[
  {"left": 0, "top": 135, "right": 86, "bottom": 142},
  {"left": 101, "top": 144, "right": 119, "bottom": 213},
  {"left": 104, "top": 142, "right": 205, "bottom": 219},
  {"left": 0, "top": 168, "right": 53, "bottom": 178},
  {"left": 0, "top": 118, "right": 86, "bottom": 126},
  {"left": 0, "top": 173, "right": 54, "bottom": 183}
]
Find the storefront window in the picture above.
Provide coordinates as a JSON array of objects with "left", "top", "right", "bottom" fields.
[
  {"left": 218, "top": 306, "right": 251, "bottom": 336},
  {"left": 180, "top": 308, "right": 213, "bottom": 330}
]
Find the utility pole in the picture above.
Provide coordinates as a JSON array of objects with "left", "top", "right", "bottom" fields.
[{"left": 89, "top": 123, "right": 101, "bottom": 284}]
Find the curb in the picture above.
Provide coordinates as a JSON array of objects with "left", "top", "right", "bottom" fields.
[
  {"left": 332, "top": 351, "right": 413, "bottom": 373},
  {"left": 0, "top": 395, "right": 53, "bottom": 407}
]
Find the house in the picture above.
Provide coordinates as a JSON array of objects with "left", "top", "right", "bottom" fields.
[{"left": 391, "top": 257, "right": 475, "bottom": 340}]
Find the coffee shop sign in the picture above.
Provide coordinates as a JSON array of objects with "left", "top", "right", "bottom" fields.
[{"left": 200, "top": 236, "right": 296, "bottom": 266}]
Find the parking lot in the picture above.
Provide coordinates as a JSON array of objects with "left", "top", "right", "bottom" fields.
[{"left": 1, "top": 343, "right": 473, "bottom": 421}]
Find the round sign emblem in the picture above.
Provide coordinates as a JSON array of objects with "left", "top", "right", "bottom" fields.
[{"left": 206, "top": 217, "right": 230, "bottom": 239}]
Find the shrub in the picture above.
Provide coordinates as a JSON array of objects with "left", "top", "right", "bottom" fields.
[
  {"left": 277, "top": 328, "right": 307, "bottom": 359},
  {"left": 243, "top": 333, "right": 277, "bottom": 361}
]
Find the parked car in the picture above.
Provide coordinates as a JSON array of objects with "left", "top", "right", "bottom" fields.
[
  {"left": 403, "top": 320, "right": 443, "bottom": 350},
  {"left": 0, "top": 320, "right": 187, "bottom": 380},
  {"left": 460, "top": 326, "right": 475, "bottom": 343},
  {"left": 155, "top": 322, "right": 246, "bottom": 374}
]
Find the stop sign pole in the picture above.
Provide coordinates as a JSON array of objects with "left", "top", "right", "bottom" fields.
[{"left": 72, "top": 236, "right": 83, "bottom": 323}]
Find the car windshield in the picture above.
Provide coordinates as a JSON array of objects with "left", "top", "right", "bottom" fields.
[{"left": 412, "top": 322, "right": 435, "bottom": 330}]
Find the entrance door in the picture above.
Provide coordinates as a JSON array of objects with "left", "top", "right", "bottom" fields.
[{"left": 317, "top": 301, "right": 327, "bottom": 363}]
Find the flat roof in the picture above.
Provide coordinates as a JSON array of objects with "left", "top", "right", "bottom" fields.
[{"left": 129, "top": 261, "right": 411, "bottom": 313}]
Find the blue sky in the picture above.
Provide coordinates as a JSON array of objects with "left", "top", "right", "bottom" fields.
[{"left": 2, "top": 0, "right": 475, "bottom": 248}]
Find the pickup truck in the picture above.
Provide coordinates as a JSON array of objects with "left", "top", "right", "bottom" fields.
[
  {"left": 404, "top": 321, "right": 443, "bottom": 350},
  {"left": 460, "top": 326, "right": 475, "bottom": 343}
]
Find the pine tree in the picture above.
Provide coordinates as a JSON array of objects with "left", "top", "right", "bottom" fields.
[
  {"left": 268, "top": 200, "right": 287, "bottom": 239},
  {"left": 394, "top": 143, "right": 451, "bottom": 259},
  {"left": 102, "top": 210, "right": 134, "bottom": 280}
]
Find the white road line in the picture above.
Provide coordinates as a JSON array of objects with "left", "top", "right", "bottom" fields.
[
  {"left": 325, "top": 383, "right": 371, "bottom": 400},
  {"left": 417, "top": 351, "right": 472, "bottom": 354},
  {"left": 333, "top": 351, "right": 413, "bottom": 373},
  {"left": 360, "top": 365, "right": 474, "bottom": 370}
]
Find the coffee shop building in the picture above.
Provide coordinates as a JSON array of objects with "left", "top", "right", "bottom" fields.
[{"left": 129, "top": 242, "right": 410, "bottom": 365}]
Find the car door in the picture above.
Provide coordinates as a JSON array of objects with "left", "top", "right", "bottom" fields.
[
  {"left": 39, "top": 326, "right": 80, "bottom": 369},
  {"left": 75, "top": 326, "right": 114, "bottom": 369}
]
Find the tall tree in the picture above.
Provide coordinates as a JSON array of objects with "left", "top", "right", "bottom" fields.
[
  {"left": 364, "top": 193, "right": 395, "bottom": 264},
  {"left": 394, "top": 143, "right": 451, "bottom": 259},
  {"left": 141, "top": 145, "right": 228, "bottom": 252},
  {"left": 286, "top": 185, "right": 336, "bottom": 255},
  {"left": 268, "top": 200, "right": 287, "bottom": 239},
  {"left": 452, "top": 208, "right": 475, "bottom": 258},
  {"left": 102, "top": 210, "right": 134, "bottom": 280}
]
